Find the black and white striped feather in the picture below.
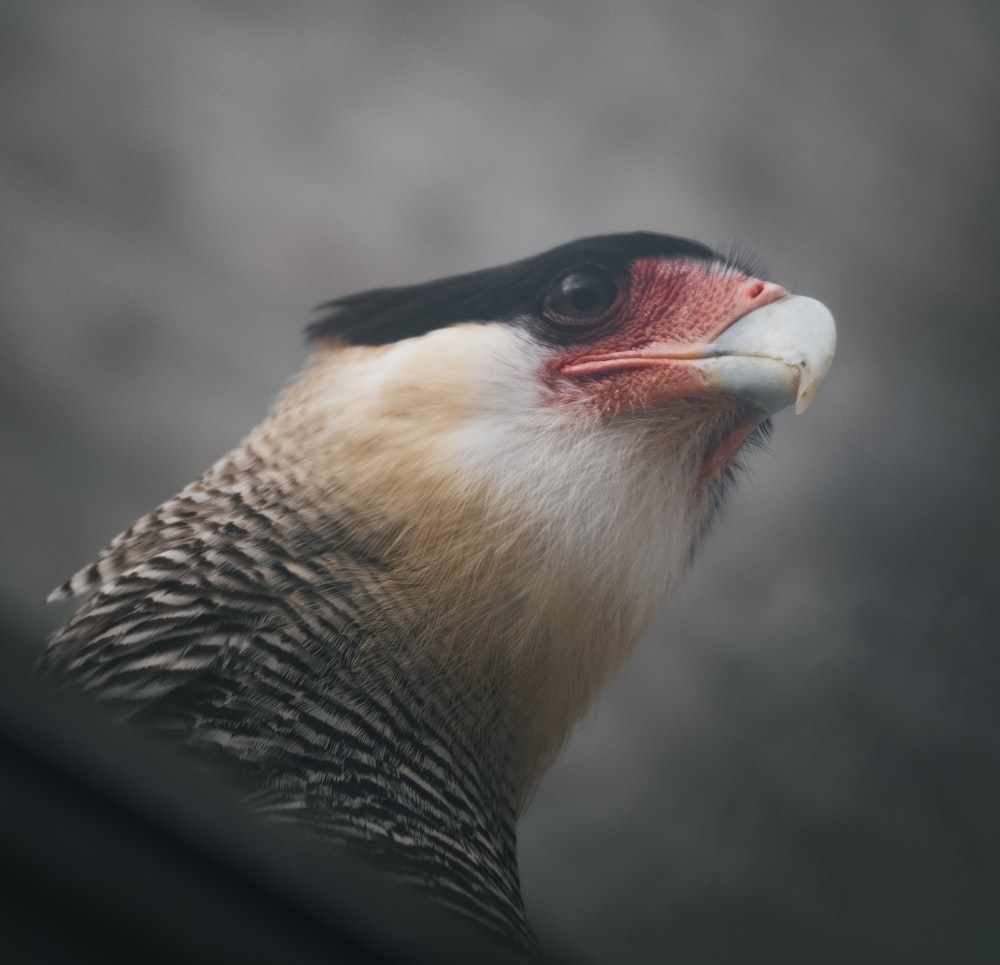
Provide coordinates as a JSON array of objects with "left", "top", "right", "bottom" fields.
[{"left": 43, "top": 443, "right": 536, "bottom": 949}]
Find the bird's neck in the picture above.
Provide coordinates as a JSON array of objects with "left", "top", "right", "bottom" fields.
[
  {"left": 191, "top": 410, "right": 704, "bottom": 953},
  {"left": 245, "top": 342, "right": 716, "bottom": 803},
  {"left": 152, "top": 441, "right": 538, "bottom": 946}
]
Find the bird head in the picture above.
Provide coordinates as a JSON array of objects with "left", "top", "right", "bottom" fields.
[
  {"left": 305, "top": 231, "right": 833, "bottom": 476},
  {"left": 261, "top": 231, "right": 836, "bottom": 790}
]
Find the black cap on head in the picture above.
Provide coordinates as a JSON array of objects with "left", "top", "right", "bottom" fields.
[{"left": 307, "top": 232, "right": 726, "bottom": 347}]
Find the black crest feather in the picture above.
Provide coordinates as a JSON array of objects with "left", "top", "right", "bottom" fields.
[{"left": 306, "top": 232, "right": 722, "bottom": 346}]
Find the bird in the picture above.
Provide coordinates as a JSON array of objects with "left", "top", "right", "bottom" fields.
[{"left": 40, "top": 231, "right": 836, "bottom": 954}]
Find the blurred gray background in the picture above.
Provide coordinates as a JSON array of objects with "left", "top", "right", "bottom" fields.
[{"left": 2, "top": 2, "right": 998, "bottom": 962}]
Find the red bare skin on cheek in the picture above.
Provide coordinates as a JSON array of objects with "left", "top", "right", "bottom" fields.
[
  {"left": 547, "top": 258, "right": 760, "bottom": 417},
  {"left": 572, "top": 361, "right": 709, "bottom": 418},
  {"left": 544, "top": 257, "right": 769, "bottom": 476},
  {"left": 601, "top": 258, "right": 758, "bottom": 351}
]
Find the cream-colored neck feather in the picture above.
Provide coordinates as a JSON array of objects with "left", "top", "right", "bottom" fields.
[{"left": 252, "top": 323, "right": 719, "bottom": 806}]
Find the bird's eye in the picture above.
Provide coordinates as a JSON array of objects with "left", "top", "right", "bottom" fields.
[{"left": 543, "top": 267, "right": 620, "bottom": 328}]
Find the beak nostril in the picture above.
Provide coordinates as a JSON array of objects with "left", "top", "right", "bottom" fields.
[{"left": 746, "top": 280, "right": 789, "bottom": 306}]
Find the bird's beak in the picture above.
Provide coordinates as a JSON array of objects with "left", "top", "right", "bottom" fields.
[
  {"left": 689, "top": 295, "right": 837, "bottom": 415},
  {"left": 559, "top": 292, "right": 836, "bottom": 418}
]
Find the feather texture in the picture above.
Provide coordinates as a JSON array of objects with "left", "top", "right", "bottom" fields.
[{"left": 42, "top": 233, "right": 809, "bottom": 952}]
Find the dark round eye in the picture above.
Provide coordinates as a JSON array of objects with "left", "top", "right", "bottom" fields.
[{"left": 543, "top": 266, "right": 620, "bottom": 327}]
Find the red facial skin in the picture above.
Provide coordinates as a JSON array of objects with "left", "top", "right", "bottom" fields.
[
  {"left": 550, "top": 257, "right": 789, "bottom": 479},
  {"left": 555, "top": 258, "right": 788, "bottom": 413}
]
